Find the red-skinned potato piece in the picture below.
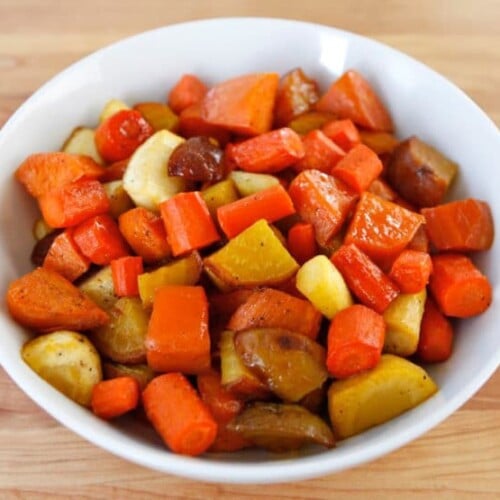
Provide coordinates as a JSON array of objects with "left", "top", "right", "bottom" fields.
[
  {"left": 288, "top": 169, "right": 358, "bottom": 247},
  {"left": 201, "top": 72, "right": 279, "bottom": 136},
  {"left": 316, "top": 70, "right": 393, "bottom": 132},
  {"left": 227, "top": 128, "right": 304, "bottom": 173},
  {"left": 345, "top": 192, "right": 425, "bottom": 262},
  {"left": 95, "top": 109, "right": 154, "bottom": 163},
  {"left": 331, "top": 243, "right": 399, "bottom": 314},
  {"left": 421, "top": 199, "right": 494, "bottom": 252},
  {"left": 274, "top": 68, "right": 320, "bottom": 127},
  {"left": 294, "top": 130, "right": 345, "bottom": 173}
]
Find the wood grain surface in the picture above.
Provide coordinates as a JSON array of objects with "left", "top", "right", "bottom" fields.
[{"left": 1, "top": 1, "right": 499, "bottom": 498}]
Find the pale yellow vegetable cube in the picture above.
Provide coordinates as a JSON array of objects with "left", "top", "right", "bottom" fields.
[
  {"left": 123, "top": 130, "right": 187, "bottom": 211},
  {"left": 99, "top": 98, "right": 130, "bottom": 123},
  {"left": 383, "top": 289, "right": 426, "bottom": 357},
  {"left": 201, "top": 178, "right": 239, "bottom": 216},
  {"left": 102, "top": 180, "right": 134, "bottom": 219},
  {"left": 62, "top": 127, "right": 104, "bottom": 164},
  {"left": 229, "top": 171, "right": 279, "bottom": 197},
  {"left": 296, "top": 255, "right": 353, "bottom": 319}
]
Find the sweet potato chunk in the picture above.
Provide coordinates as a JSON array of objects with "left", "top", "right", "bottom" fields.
[{"left": 386, "top": 136, "right": 458, "bottom": 207}]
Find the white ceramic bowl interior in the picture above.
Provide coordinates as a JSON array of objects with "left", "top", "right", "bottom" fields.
[{"left": 0, "top": 18, "right": 498, "bottom": 484}]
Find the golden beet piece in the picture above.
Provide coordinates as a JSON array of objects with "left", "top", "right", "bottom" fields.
[
  {"left": 328, "top": 354, "right": 437, "bottom": 439},
  {"left": 234, "top": 328, "right": 328, "bottom": 402},
  {"left": 386, "top": 136, "right": 458, "bottom": 207},
  {"left": 204, "top": 219, "right": 299, "bottom": 288},
  {"left": 228, "top": 402, "right": 335, "bottom": 452}
]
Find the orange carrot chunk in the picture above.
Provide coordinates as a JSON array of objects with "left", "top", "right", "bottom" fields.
[
  {"left": 421, "top": 199, "right": 494, "bottom": 252},
  {"left": 197, "top": 369, "right": 245, "bottom": 424},
  {"left": 160, "top": 192, "right": 220, "bottom": 256},
  {"left": 201, "top": 72, "right": 279, "bottom": 136},
  {"left": 406, "top": 226, "right": 430, "bottom": 253},
  {"left": 146, "top": 286, "right": 211, "bottom": 374},
  {"left": 345, "top": 192, "right": 425, "bottom": 262},
  {"left": 143, "top": 373, "right": 217, "bottom": 456},
  {"left": 227, "top": 128, "right": 305, "bottom": 173},
  {"left": 331, "top": 144, "right": 383, "bottom": 194},
  {"left": 288, "top": 169, "right": 358, "bottom": 247},
  {"left": 197, "top": 369, "right": 250, "bottom": 453},
  {"left": 73, "top": 214, "right": 129, "bottom": 265},
  {"left": 316, "top": 70, "right": 393, "bottom": 132},
  {"left": 178, "top": 102, "right": 231, "bottom": 145},
  {"left": 95, "top": 109, "right": 154, "bottom": 163},
  {"left": 327, "top": 304, "right": 386, "bottom": 378},
  {"left": 417, "top": 298, "right": 453, "bottom": 363},
  {"left": 6, "top": 267, "right": 108, "bottom": 332},
  {"left": 388, "top": 249, "right": 432, "bottom": 294},
  {"left": 322, "top": 119, "right": 361, "bottom": 152},
  {"left": 217, "top": 184, "right": 295, "bottom": 239},
  {"left": 287, "top": 222, "right": 318, "bottom": 265},
  {"left": 38, "top": 178, "right": 110, "bottom": 228},
  {"left": 273, "top": 68, "right": 320, "bottom": 127},
  {"left": 429, "top": 254, "right": 492, "bottom": 318},
  {"left": 43, "top": 230, "right": 90, "bottom": 282},
  {"left": 91, "top": 376, "right": 140, "bottom": 420},
  {"left": 118, "top": 207, "right": 171, "bottom": 263},
  {"left": 228, "top": 287, "right": 322, "bottom": 340},
  {"left": 331, "top": 243, "right": 399, "bottom": 314},
  {"left": 15, "top": 152, "right": 105, "bottom": 198},
  {"left": 294, "top": 130, "right": 346, "bottom": 173},
  {"left": 111, "top": 256, "right": 143, "bottom": 297},
  {"left": 168, "top": 74, "right": 208, "bottom": 114}
]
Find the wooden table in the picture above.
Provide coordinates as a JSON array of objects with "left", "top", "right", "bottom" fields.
[{"left": 1, "top": 1, "right": 499, "bottom": 497}]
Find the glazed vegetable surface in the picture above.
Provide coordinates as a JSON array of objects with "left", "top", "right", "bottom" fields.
[{"left": 7, "top": 67, "right": 494, "bottom": 457}]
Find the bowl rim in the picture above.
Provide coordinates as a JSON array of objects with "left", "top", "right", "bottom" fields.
[{"left": 1, "top": 16, "right": 499, "bottom": 484}]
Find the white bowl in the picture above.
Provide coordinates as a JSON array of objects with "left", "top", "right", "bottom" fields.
[{"left": 0, "top": 18, "right": 498, "bottom": 484}]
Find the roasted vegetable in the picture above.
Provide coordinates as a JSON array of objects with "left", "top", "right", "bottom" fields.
[
  {"left": 234, "top": 328, "right": 328, "bottom": 402},
  {"left": 78, "top": 265, "right": 118, "bottom": 311},
  {"left": 328, "top": 354, "right": 437, "bottom": 439},
  {"left": 227, "top": 402, "right": 335, "bottom": 452},
  {"left": 229, "top": 171, "right": 279, "bottom": 197},
  {"left": 138, "top": 251, "right": 202, "bottom": 307},
  {"left": 133, "top": 102, "right": 179, "bottom": 132},
  {"left": 219, "top": 330, "right": 270, "bottom": 400},
  {"left": 99, "top": 98, "right": 130, "bottom": 123},
  {"left": 22, "top": 330, "right": 102, "bottom": 406},
  {"left": 122, "top": 130, "right": 187, "bottom": 211},
  {"left": 168, "top": 136, "right": 224, "bottom": 182},
  {"left": 201, "top": 178, "right": 239, "bottom": 217},
  {"left": 204, "top": 219, "right": 299, "bottom": 289},
  {"left": 62, "top": 127, "right": 104, "bottom": 165},
  {"left": 295, "top": 255, "right": 353, "bottom": 319},
  {"left": 386, "top": 136, "right": 458, "bottom": 208},
  {"left": 103, "top": 362, "right": 154, "bottom": 391},
  {"left": 90, "top": 297, "right": 149, "bottom": 364},
  {"left": 102, "top": 180, "right": 134, "bottom": 219}
]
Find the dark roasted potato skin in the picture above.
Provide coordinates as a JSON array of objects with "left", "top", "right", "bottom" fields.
[
  {"left": 168, "top": 136, "right": 224, "bottom": 182},
  {"left": 227, "top": 402, "right": 335, "bottom": 452},
  {"left": 234, "top": 328, "right": 328, "bottom": 402},
  {"left": 31, "top": 230, "right": 61, "bottom": 266},
  {"left": 386, "top": 136, "right": 457, "bottom": 207}
]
